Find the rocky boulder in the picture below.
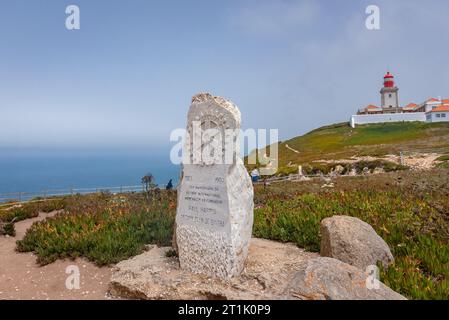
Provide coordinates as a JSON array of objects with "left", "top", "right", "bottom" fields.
[
  {"left": 330, "top": 165, "right": 344, "bottom": 177},
  {"left": 282, "top": 257, "right": 406, "bottom": 300},
  {"left": 334, "top": 165, "right": 345, "bottom": 175},
  {"left": 320, "top": 216, "right": 394, "bottom": 270}
]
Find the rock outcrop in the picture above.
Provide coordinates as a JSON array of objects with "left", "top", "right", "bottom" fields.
[
  {"left": 109, "top": 238, "right": 404, "bottom": 300},
  {"left": 110, "top": 238, "right": 318, "bottom": 300},
  {"left": 320, "top": 216, "right": 394, "bottom": 270},
  {"left": 282, "top": 257, "right": 406, "bottom": 300},
  {"left": 330, "top": 165, "right": 345, "bottom": 177}
]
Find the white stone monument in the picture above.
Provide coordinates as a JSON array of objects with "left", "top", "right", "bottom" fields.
[{"left": 176, "top": 93, "right": 254, "bottom": 279}]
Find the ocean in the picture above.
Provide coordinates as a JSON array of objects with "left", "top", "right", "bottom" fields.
[{"left": 0, "top": 148, "right": 180, "bottom": 197}]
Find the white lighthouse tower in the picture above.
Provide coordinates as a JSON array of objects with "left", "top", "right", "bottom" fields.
[{"left": 380, "top": 72, "right": 400, "bottom": 113}]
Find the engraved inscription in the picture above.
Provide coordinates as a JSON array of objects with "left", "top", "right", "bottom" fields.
[{"left": 178, "top": 181, "right": 228, "bottom": 230}]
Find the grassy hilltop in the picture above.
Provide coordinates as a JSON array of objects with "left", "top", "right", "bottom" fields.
[{"left": 247, "top": 121, "right": 449, "bottom": 175}]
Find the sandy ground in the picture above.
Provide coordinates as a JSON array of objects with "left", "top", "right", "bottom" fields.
[{"left": 0, "top": 212, "right": 112, "bottom": 300}]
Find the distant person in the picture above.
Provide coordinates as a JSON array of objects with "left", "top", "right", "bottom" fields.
[
  {"left": 166, "top": 179, "right": 174, "bottom": 190},
  {"left": 251, "top": 169, "right": 260, "bottom": 183},
  {"left": 263, "top": 178, "right": 270, "bottom": 190}
]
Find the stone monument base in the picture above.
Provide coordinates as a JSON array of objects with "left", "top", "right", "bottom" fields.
[
  {"left": 110, "top": 238, "right": 318, "bottom": 300},
  {"left": 109, "top": 238, "right": 405, "bottom": 300}
]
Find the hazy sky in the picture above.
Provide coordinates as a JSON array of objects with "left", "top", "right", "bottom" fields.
[{"left": 1, "top": 0, "right": 448, "bottom": 151}]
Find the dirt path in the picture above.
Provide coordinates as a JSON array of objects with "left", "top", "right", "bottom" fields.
[
  {"left": 0, "top": 212, "right": 112, "bottom": 300},
  {"left": 285, "top": 144, "right": 300, "bottom": 154}
]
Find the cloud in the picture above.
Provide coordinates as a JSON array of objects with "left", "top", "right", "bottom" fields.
[{"left": 230, "top": 0, "right": 320, "bottom": 37}]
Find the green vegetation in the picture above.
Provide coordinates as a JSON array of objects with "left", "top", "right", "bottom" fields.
[
  {"left": 253, "top": 170, "right": 449, "bottom": 300},
  {"left": 437, "top": 162, "right": 449, "bottom": 169},
  {"left": 246, "top": 122, "right": 449, "bottom": 175},
  {"left": 0, "top": 198, "right": 67, "bottom": 235},
  {"left": 298, "top": 160, "right": 408, "bottom": 176},
  {"left": 10, "top": 168, "right": 449, "bottom": 300},
  {"left": 1, "top": 222, "right": 16, "bottom": 236},
  {"left": 0, "top": 198, "right": 67, "bottom": 223},
  {"left": 5, "top": 122, "right": 448, "bottom": 299},
  {"left": 254, "top": 192, "right": 448, "bottom": 299},
  {"left": 436, "top": 154, "right": 449, "bottom": 169},
  {"left": 16, "top": 192, "right": 176, "bottom": 266},
  {"left": 436, "top": 155, "right": 449, "bottom": 162}
]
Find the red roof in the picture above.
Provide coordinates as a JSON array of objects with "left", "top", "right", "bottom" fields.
[
  {"left": 384, "top": 72, "right": 394, "bottom": 79},
  {"left": 427, "top": 98, "right": 441, "bottom": 103},
  {"left": 403, "top": 103, "right": 418, "bottom": 109},
  {"left": 366, "top": 104, "right": 380, "bottom": 109},
  {"left": 442, "top": 99, "right": 449, "bottom": 105},
  {"left": 429, "top": 105, "right": 449, "bottom": 112}
]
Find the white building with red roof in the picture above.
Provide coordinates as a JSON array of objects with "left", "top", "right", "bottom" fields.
[
  {"left": 426, "top": 105, "right": 449, "bottom": 122},
  {"left": 402, "top": 103, "right": 419, "bottom": 113},
  {"left": 351, "top": 72, "right": 448, "bottom": 127}
]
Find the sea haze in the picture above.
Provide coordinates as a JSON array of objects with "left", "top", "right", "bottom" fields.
[{"left": 0, "top": 147, "right": 179, "bottom": 195}]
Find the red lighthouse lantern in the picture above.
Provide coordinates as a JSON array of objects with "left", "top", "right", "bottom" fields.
[{"left": 384, "top": 72, "right": 395, "bottom": 88}]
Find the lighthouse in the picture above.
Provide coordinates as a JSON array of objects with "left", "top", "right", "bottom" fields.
[{"left": 380, "top": 72, "right": 400, "bottom": 113}]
